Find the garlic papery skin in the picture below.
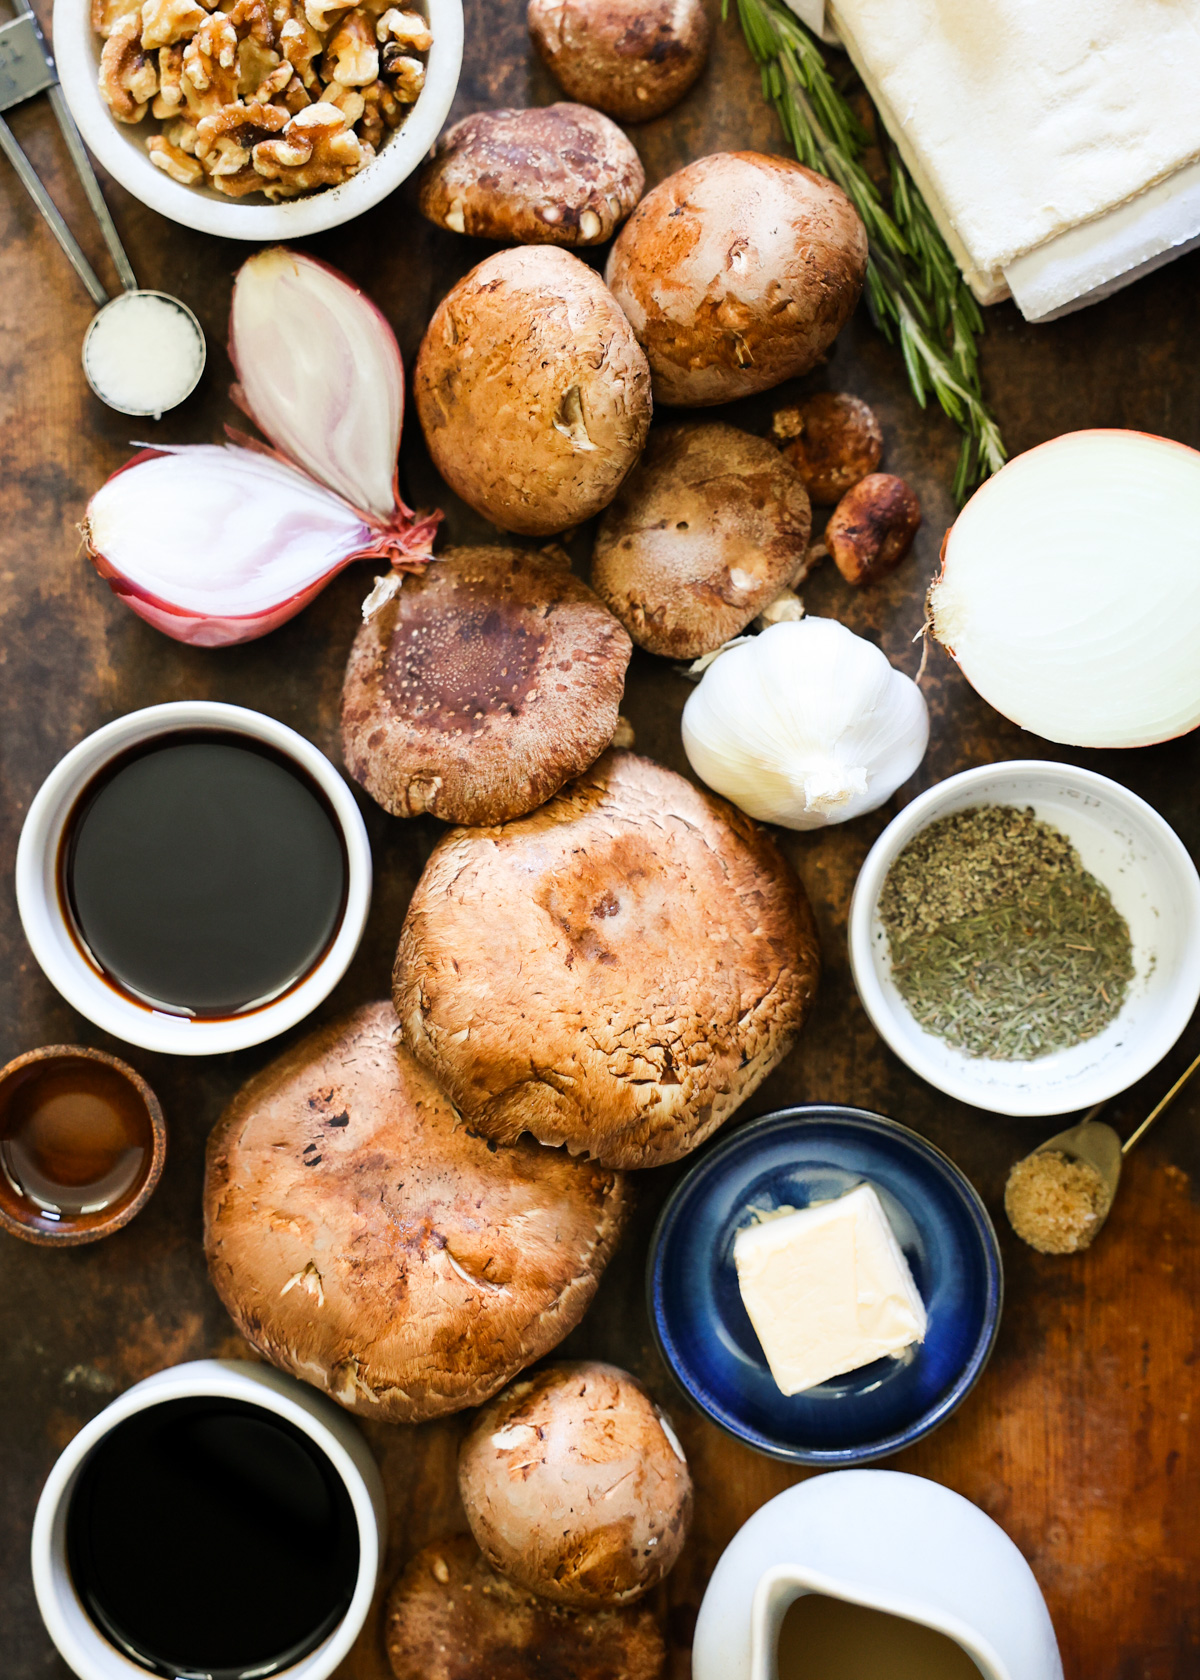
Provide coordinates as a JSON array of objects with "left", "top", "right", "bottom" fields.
[{"left": 681, "top": 618, "right": 930, "bottom": 830}]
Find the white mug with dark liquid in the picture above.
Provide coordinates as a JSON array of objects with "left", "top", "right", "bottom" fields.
[
  {"left": 31, "top": 1360, "right": 386, "bottom": 1680},
  {"left": 693, "top": 1470, "right": 1064, "bottom": 1680}
]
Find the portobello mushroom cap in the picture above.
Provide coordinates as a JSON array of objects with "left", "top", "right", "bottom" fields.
[
  {"left": 386, "top": 1535, "right": 666, "bottom": 1680},
  {"left": 340, "top": 546, "right": 632, "bottom": 826},
  {"left": 417, "top": 103, "right": 644, "bottom": 246},
  {"left": 458, "top": 1361, "right": 693, "bottom": 1607},
  {"left": 414, "top": 246, "right": 653, "bottom": 537},
  {"left": 203, "top": 1003, "right": 627, "bottom": 1422},
  {"left": 605, "top": 152, "right": 868, "bottom": 406},
  {"left": 393, "top": 750, "right": 820, "bottom": 1169},
  {"left": 528, "top": 0, "right": 710, "bottom": 125},
  {"left": 590, "top": 422, "right": 813, "bottom": 658}
]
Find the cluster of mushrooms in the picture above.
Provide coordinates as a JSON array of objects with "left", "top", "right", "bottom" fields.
[{"left": 196, "top": 8, "right": 925, "bottom": 1671}]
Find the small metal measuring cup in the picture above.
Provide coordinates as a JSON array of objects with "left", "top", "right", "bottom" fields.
[{"left": 0, "top": 0, "right": 205, "bottom": 413}]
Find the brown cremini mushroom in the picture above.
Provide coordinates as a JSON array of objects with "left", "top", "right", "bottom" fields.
[
  {"left": 605, "top": 152, "right": 867, "bottom": 407},
  {"left": 203, "top": 1002, "right": 627, "bottom": 1422},
  {"left": 458, "top": 1362, "right": 693, "bottom": 1607},
  {"left": 590, "top": 422, "right": 813, "bottom": 659},
  {"left": 414, "top": 247, "right": 652, "bottom": 536},
  {"left": 528, "top": 0, "right": 709, "bottom": 125},
  {"left": 825, "top": 471, "right": 921, "bottom": 586},
  {"left": 772, "top": 392, "right": 884, "bottom": 504},
  {"left": 418, "top": 103, "right": 644, "bottom": 247},
  {"left": 340, "top": 546, "right": 632, "bottom": 826},
  {"left": 386, "top": 1535, "right": 666, "bottom": 1680},
  {"left": 393, "top": 750, "right": 820, "bottom": 1170}
]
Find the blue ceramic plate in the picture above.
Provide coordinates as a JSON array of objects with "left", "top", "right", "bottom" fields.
[{"left": 647, "top": 1107, "right": 1003, "bottom": 1464}]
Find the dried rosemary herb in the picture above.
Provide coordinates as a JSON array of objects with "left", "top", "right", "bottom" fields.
[{"left": 879, "top": 805, "right": 1134, "bottom": 1061}]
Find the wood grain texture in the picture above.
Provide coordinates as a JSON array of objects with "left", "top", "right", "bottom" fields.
[{"left": 1, "top": 3, "right": 1199, "bottom": 1675}]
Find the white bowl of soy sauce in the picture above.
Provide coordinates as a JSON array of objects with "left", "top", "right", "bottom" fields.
[
  {"left": 31, "top": 1359, "right": 386, "bottom": 1680},
  {"left": 16, "top": 704, "right": 371, "bottom": 1055}
]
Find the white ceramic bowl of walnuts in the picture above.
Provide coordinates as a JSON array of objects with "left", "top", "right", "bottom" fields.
[{"left": 53, "top": 0, "right": 463, "bottom": 237}]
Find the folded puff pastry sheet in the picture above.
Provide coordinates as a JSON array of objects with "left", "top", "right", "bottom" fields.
[{"left": 826, "top": 0, "right": 1200, "bottom": 301}]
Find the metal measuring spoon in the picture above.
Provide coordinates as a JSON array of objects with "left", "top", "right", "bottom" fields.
[
  {"left": 0, "top": 0, "right": 205, "bottom": 416},
  {"left": 1020, "top": 1046, "right": 1200, "bottom": 1243}
]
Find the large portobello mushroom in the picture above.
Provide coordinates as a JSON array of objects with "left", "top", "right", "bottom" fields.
[
  {"left": 458, "top": 1361, "right": 693, "bottom": 1607},
  {"left": 386, "top": 1535, "right": 666, "bottom": 1680},
  {"left": 591, "top": 422, "right": 813, "bottom": 658},
  {"left": 417, "top": 103, "right": 644, "bottom": 247},
  {"left": 204, "top": 1003, "right": 627, "bottom": 1422},
  {"left": 415, "top": 247, "right": 652, "bottom": 536},
  {"left": 393, "top": 751, "right": 820, "bottom": 1170},
  {"left": 341, "top": 546, "right": 632, "bottom": 826},
  {"left": 605, "top": 152, "right": 867, "bottom": 406}
]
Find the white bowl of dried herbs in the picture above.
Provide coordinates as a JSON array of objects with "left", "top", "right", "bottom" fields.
[{"left": 849, "top": 762, "right": 1200, "bottom": 1116}]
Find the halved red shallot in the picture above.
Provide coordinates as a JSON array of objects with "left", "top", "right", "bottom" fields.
[
  {"left": 84, "top": 248, "right": 438, "bottom": 648},
  {"left": 928, "top": 429, "right": 1200, "bottom": 749}
]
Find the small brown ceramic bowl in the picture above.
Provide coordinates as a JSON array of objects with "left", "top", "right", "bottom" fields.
[{"left": 0, "top": 1045, "right": 165, "bottom": 1246}]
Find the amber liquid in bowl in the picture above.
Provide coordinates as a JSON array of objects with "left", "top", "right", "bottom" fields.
[{"left": 0, "top": 1057, "right": 154, "bottom": 1234}]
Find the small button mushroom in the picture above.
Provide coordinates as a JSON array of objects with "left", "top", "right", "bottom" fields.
[
  {"left": 386, "top": 1535, "right": 666, "bottom": 1680},
  {"left": 773, "top": 391, "right": 884, "bottom": 504},
  {"left": 825, "top": 472, "right": 922, "bottom": 586},
  {"left": 591, "top": 422, "right": 812, "bottom": 659},
  {"left": 413, "top": 246, "right": 652, "bottom": 537},
  {"left": 528, "top": 0, "right": 709, "bottom": 125},
  {"left": 606, "top": 153, "right": 867, "bottom": 407},
  {"left": 458, "top": 1362, "right": 693, "bottom": 1607},
  {"left": 417, "top": 104, "right": 643, "bottom": 248}
]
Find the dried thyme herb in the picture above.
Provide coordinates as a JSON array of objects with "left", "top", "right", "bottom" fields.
[{"left": 879, "top": 805, "right": 1134, "bottom": 1060}]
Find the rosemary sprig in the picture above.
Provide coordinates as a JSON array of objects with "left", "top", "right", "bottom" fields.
[{"left": 728, "top": 0, "right": 1006, "bottom": 501}]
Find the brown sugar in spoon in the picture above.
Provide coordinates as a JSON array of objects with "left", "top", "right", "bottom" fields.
[{"left": 1005, "top": 1047, "right": 1200, "bottom": 1255}]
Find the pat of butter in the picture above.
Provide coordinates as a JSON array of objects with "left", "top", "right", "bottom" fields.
[{"left": 733, "top": 1183, "right": 927, "bottom": 1396}]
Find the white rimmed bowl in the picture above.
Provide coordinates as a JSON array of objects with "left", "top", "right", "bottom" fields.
[
  {"left": 31, "top": 1359, "right": 386, "bottom": 1680},
  {"left": 15, "top": 701, "right": 371, "bottom": 1055},
  {"left": 848, "top": 761, "right": 1200, "bottom": 1117},
  {"left": 52, "top": 0, "right": 463, "bottom": 240}
]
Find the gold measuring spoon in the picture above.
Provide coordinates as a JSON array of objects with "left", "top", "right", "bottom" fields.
[{"left": 1007, "top": 1047, "right": 1200, "bottom": 1253}]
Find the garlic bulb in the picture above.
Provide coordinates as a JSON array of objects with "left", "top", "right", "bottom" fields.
[{"left": 681, "top": 617, "right": 929, "bottom": 829}]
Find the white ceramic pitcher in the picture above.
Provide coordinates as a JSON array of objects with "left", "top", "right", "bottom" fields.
[{"left": 693, "top": 1470, "right": 1064, "bottom": 1680}]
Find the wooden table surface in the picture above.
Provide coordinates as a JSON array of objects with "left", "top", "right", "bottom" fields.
[{"left": 3, "top": 4, "right": 1199, "bottom": 1675}]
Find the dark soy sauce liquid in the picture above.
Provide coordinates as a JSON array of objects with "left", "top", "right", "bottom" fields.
[
  {"left": 0, "top": 1058, "right": 151, "bottom": 1228},
  {"left": 60, "top": 732, "right": 347, "bottom": 1017},
  {"left": 67, "top": 1397, "right": 360, "bottom": 1680}
]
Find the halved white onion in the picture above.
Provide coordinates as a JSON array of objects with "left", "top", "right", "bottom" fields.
[{"left": 929, "top": 429, "right": 1200, "bottom": 748}]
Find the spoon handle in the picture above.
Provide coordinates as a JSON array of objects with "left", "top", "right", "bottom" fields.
[
  {"left": 1122, "top": 1045, "right": 1200, "bottom": 1155},
  {"left": 0, "top": 114, "right": 107, "bottom": 306}
]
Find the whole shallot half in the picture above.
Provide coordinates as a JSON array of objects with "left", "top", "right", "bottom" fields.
[{"left": 83, "top": 249, "right": 440, "bottom": 648}]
